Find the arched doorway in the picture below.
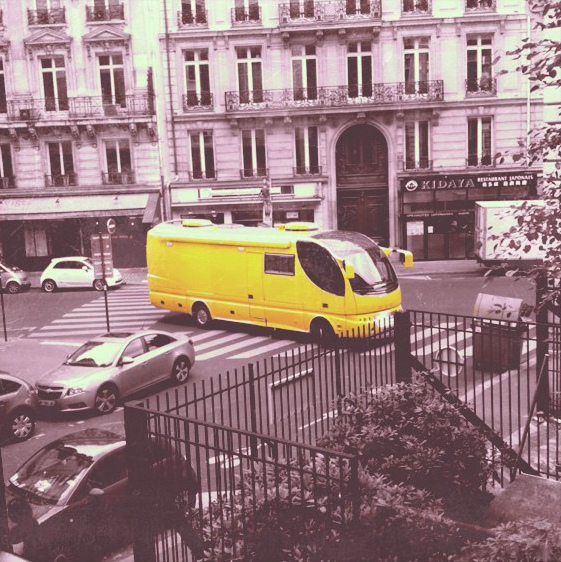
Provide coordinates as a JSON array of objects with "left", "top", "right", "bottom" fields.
[{"left": 335, "top": 125, "right": 389, "bottom": 244}]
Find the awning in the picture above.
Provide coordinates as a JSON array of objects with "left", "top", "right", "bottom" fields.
[{"left": 142, "top": 192, "right": 161, "bottom": 224}]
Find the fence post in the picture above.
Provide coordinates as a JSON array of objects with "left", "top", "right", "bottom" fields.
[
  {"left": 248, "top": 363, "right": 259, "bottom": 459},
  {"left": 536, "top": 273, "right": 550, "bottom": 417},
  {"left": 124, "top": 405, "right": 156, "bottom": 562},
  {"left": 394, "top": 310, "right": 412, "bottom": 383},
  {"left": 334, "top": 345, "right": 343, "bottom": 416}
]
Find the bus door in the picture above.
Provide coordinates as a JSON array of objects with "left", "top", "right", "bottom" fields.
[{"left": 246, "top": 250, "right": 266, "bottom": 324}]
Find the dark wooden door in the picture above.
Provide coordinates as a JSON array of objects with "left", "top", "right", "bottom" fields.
[{"left": 337, "top": 189, "right": 388, "bottom": 244}]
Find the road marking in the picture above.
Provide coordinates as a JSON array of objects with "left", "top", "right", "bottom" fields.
[
  {"left": 40, "top": 341, "right": 82, "bottom": 347},
  {"left": 58, "top": 310, "right": 165, "bottom": 319},
  {"left": 197, "top": 336, "right": 267, "bottom": 361},
  {"left": 230, "top": 339, "right": 295, "bottom": 359},
  {"left": 189, "top": 330, "right": 228, "bottom": 342},
  {"left": 28, "top": 329, "right": 114, "bottom": 338},
  {"left": 195, "top": 332, "right": 249, "bottom": 352}
]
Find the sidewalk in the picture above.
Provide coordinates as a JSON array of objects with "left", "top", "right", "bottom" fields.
[{"left": 394, "top": 258, "right": 484, "bottom": 277}]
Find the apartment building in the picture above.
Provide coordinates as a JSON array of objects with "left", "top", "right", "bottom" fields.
[
  {"left": 157, "top": 0, "right": 542, "bottom": 260},
  {"left": 0, "top": 0, "right": 161, "bottom": 270}
]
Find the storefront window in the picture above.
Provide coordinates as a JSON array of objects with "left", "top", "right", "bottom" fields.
[{"left": 403, "top": 191, "right": 433, "bottom": 214}]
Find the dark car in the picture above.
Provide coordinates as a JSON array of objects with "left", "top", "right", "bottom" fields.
[
  {"left": 5, "top": 428, "right": 199, "bottom": 562},
  {"left": 0, "top": 372, "right": 37, "bottom": 443}
]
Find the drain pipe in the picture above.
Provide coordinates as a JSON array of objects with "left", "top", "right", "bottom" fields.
[{"left": 163, "top": 0, "right": 179, "bottom": 176}]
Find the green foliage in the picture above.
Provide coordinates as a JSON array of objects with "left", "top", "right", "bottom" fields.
[{"left": 457, "top": 519, "right": 561, "bottom": 562}]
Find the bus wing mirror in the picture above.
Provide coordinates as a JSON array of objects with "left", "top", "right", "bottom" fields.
[{"left": 344, "top": 263, "right": 355, "bottom": 279}]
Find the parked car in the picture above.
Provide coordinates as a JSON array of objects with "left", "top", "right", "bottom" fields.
[
  {"left": 36, "top": 330, "right": 195, "bottom": 415},
  {"left": 5, "top": 428, "right": 199, "bottom": 562},
  {"left": 0, "top": 260, "right": 30, "bottom": 294},
  {"left": 0, "top": 372, "right": 37, "bottom": 443},
  {"left": 39, "top": 257, "right": 124, "bottom": 292}
]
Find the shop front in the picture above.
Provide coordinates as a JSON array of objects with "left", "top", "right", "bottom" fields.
[{"left": 399, "top": 170, "right": 538, "bottom": 260}]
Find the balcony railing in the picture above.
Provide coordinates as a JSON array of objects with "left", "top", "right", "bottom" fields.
[
  {"left": 225, "top": 81, "right": 444, "bottom": 111},
  {"left": 231, "top": 5, "right": 262, "bottom": 24},
  {"left": 182, "top": 92, "right": 214, "bottom": 111},
  {"left": 101, "top": 170, "right": 135, "bottom": 185},
  {"left": 466, "top": 154, "right": 495, "bottom": 168},
  {"left": 45, "top": 173, "right": 77, "bottom": 188},
  {"left": 402, "top": 158, "right": 432, "bottom": 171},
  {"left": 0, "top": 176, "right": 16, "bottom": 189},
  {"left": 294, "top": 165, "right": 322, "bottom": 176},
  {"left": 402, "top": 0, "right": 431, "bottom": 15},
  {"left": 279, "top": 0, "right": 381, "bottom": 24},
  {"left": 465, "top": 0, "right": 496, "bottom": 11},
  {"left": 188, "top": 170, "right": 216, "bottom": 181},
  {"left": 240, "top": 167, "right": 268, "bottom": 179},
  {"left": 7, "top": 100, "right": 41, "bottom": 121},
  {"left": 178, "top": 7, "right": 208, "bottom": 26},
  {"left": 86, "top": 3, "right": 125, "bottom": 22},
  {"left": 466, "top": 77, "right": 496, "bottom": 96},
  {"left": 27, "top": 7, "right": 66, "bottom": 25}
]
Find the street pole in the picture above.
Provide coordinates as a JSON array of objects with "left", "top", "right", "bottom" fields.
[
  {"left": 261, "top": 178, "right": 272, "bottom": 227},
  {"left": 0, "top": 277, "right": 7, "bottom": 342},
  {"left": 97, "top": 229, "right": 111, "bottom": 333},
  {"left": 535, "top": 272, "right": 549, "bottom": 418}
]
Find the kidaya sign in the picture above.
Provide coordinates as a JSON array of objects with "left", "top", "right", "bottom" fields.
[{"left": 401, "top": 172, "right": 538, "bottom": 192}]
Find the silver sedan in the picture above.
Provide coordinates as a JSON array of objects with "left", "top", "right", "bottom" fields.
[{"left": 35, "top": 330, "right": 195, "bottom": 415}]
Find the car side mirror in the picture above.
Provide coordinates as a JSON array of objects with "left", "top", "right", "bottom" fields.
[
  {"left": 120, "top": 356, "right": 134, "bottom": 366},
  {"left": 344, "top": 263, "right": 355, "bottom": 280},
  {"left": 89, "top": 487, "right": 105, "bottom": 497},
  {"left": 82, "top": 266, "right": 89, "bottom": 271}
]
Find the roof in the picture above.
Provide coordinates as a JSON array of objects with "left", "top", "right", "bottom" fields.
[
  {"left": 53, "top": 429, "right": 125, "bottom": 461},
  {"left": 49, "top": 256, "right": 90, "bottom": 263}
]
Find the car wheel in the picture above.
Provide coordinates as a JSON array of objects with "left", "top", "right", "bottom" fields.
[
  {"left": 5, "top": 281, "right": 21, "bottom": 294},
  {"left": 42, "top": 279, "right": 57, "bottom": 293},
  {"left": 172, "top": 356, "right": 191, "bottom": 384},
  {"left": 94, "top": 384, "right": 119, "bottom": 415},
  {"left": 7, "top": 409, "right": 35, "bottom": 442},
  {"left": 193, "top": 303, "right": 212, "bottom": 328},
  {"left": 93, "top": 279, "right": 106, "bottom": 291},
  {"left": 311, "top": 318, "right": 336, "bottom": 347},
  {"left": 49, "top": 542, "right": 76, "bottom": 562}
]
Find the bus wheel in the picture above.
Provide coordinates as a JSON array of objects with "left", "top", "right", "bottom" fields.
[
  {"left": 193, "top": 303, "right": 212, "bottom": 328},
  {"left": 311, "top": 318, "right": 335, "bottom": 347}
]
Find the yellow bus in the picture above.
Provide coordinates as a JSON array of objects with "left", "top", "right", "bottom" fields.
[{"left": 146, "top": 220, "right": 412, "bottom": 340}]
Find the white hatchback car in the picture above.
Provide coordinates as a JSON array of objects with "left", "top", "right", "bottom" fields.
[{"left": 40, "top": 257, "right": 124, "bottom": 292}]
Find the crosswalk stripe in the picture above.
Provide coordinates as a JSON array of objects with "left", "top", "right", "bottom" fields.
[
  {"left": 195, "top": 332, "right": 250, "bottom": 351},
  {"left": 230, "top": 339, "right": 295, "bottom": 359},
  {"left": 47, "top": 318, "right": 164, "bottom": 327},
  {"left": 189, "top": 330, "right": 228, "bottom": 343},
  {"left": 38, "top": 320, "right": 158, "bottom": 331},
  {"left": 28, "top": 329, "right": 108, "bottom": 338},
  {"left": 61, "top": 310, "right": 164, "bottom": 318},
  {"left": 197, "top": 336, "right": 268, "bottom": 361}
]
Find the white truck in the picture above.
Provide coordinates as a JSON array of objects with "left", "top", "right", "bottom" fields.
[{"left": 474, "top": 200, "right": 546, "bottom": 267}]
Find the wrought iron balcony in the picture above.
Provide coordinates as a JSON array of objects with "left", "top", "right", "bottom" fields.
[
  {"left": 466, "top": 77, "right": 496, "bottom": 96},
  {"left": 177, "top": 7, "right": 208, "bottom": 26},
  {"left": 86, "top": 3, "right": 125, "bottom": 22},
  {"left": 279, "top": 0, "right": 381, "bottom": 24},
  {"left": 240, "top": 167, "right": 268, "bottom": 179},
  {"left": 45, "top": 173, "right": 77, "bottom": 188},
  {"left": 68, "top": 95, "right": 154, "bottom": 118},
  {"left": 182, "top": 92, "right": 213, "bottom": 111},
  {"left": 402, "top": 0, "right": 431, "bottom": 15},
  {"left": 466, "top": 154, "right": 495, "bottom": 168},
  {"left": 294, "top": 165, "right": 322, "bottom": 176},
  {"left": 102, "top": 170, "right": 135, "bottom": 185},
  {"left": 231, "top": 5, "right": 262, "bottom": 25},
  {"left": 402, "top": 158, "right": 432, "bottom": 171},
  {"left": 465, "top": 0, "right": 496, "bottom": 11},
  {"left": 188, "top": 170, "right": 216, "bottom": 181},
  {"left": 7, "top": 100, "right": 41, "bottom": 121},
  {"left": 0, "top": 176, "right": 16, "bottom": 189},
  {"left": 27, "top": 7, "right": 66, "bottom": 25},
  {"left": 225, "top": 81, "right": 444, "bottom": 111}
]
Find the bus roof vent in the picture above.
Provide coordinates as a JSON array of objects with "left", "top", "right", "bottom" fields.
[
  {"left": 181, "top": 219, "right": 214, "bottom": 228},
  {"left": 284, "top": 222, "right": 320, "bottom": 232}
]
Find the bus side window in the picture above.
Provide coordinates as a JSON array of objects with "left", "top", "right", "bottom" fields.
[{"left": 296, "top": 241, "right": 345, "bottom": 296}]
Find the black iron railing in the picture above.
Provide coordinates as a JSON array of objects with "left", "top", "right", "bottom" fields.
[
  {"left": 7, "top": 100, "right": 40, "bottom": 121},
  {"left": 0, "top": 176, "right": 16, "bottom": 189},
  {"left": 294, "top": 165, "right": 322, "bottom": 175},
  {"left": 466, "top": 154, "right": 495, "bottom": 167},
  {"left": 466, "top": 77, "right": 497, "bottom": 95},
  {"left": 27, "top": 7, "right": 66, "bottom": 25},
  {"left": 465, "top": 0, "right": 496, "bottom": 11},
  {"left": 45, "top": 173, "right": 77, "bottom": 187},
  {"left": 177, "top": 6, "right": 207, "bottom": 26},
  {"left": 85, "top": 3, "right": 124, "bottom": 21},
  {"left": 225, "top": 81, "right": 444, "bottom": 111},
  {"left": 68, "top": 95, "right": 153, "bottom": 117},
  {"left": 101, "top": 170, "right": 135, "bottom": 185},
  {"left": 402, "top": 0, "right": 431, "bottom": 15},
  {"left": 402, "top": 158, "right": 432, "bottom": 171},
  {"left": 188, "top": 170, "right": 216, "bottom": 180},
  {"left": 231, "top": 5, "right": 261, "bottom": 24},
  {"left": 279, "top": 0, "right": 381, "bottom": 24},
  {"left": 240, "top": 167, "right": 268, "bottom": 178},
  {"left": 181, "top": 92, "right": 213, "bottom": 111}
]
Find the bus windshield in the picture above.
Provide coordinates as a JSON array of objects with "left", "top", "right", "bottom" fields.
[{"left": 312, "top": 231, "right": 398, "bottom": 295}]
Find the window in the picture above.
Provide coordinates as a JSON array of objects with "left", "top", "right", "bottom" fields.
[
  {"left": 264, "top": 254, "right": 295, "bottom": 276},
  {"left": 404, "top": 121, "right": 429, "bottom": 169},
  {"left": 291, "top": 45, "right": 317, "bottom": 101},
  {"left": 122, "top": 337, "right": 145, "bottom": 359},
  {"left": 81, "top": 452, "right": 127, "bottom": 495},
  {"left": 181, "top": 0, "right": 206, "bottom": 24},
  {"left": 297, "top": 241, "right": 345, "bottom": 296},
  {"left": 0, "top": 60, "right": 6, "bottom": 114},
  {"left": 289, "top": 0, "right": 315, "bottom": 18},
  {"left": 346, "top": 0, "right": 371, "bottom": 16},
  {"left": 53, "top": 260, "right": 82, "bottom": 269},
  {"left": 467, "top": 117, "right": 492, "bottom": 166},
  {"left": 466, "top": 0, "right": 494, "bottom": 9},
  {"left": 467, "top": 37, "right": 493, "bottom": 94},
  {"left": 404, "top": 37, "right": 429, "bottom": 95},
  {"left": 295, "top": 126, "right": 319, "bottom": 175},
  {"left": 190, "top": 131, "right": 215, "bottom": 180},
  {"left": 145, "top": 333, "right": 175, "bottom": 351},
  {"left": 34, "top": 0, "right": 64, "bottom": 24},
  {"left": 403, "top": 0, "right": 430, "bottom": 14},
  {"left": 41, "top": 57, "right": 68, "bottom": 112},
  {"left": 105, "top": 140, "right": 132, "bottom": 184},
  {"left": 99, "top": 54, "right": 126, "bottom": 108},
  {"left": 47, "top": 141, "right": 75, "bottom": 186},
  {"left": 0, "top": 378, "right": 21, "bottom": 396},
  {"left": 184, "top": 50, "right": 211, "bottom": 107},
  {"left": 24, "top": 225, "right": 50, "bottom": 257},
  {"left": 0, "top": 145, "right": 14, "bottom": 187},
  {"left": 234, "top": 0, "right": 260, "bottom": 21},
  {"left": 347, "top": 41, "right": 372, "bottom": 98},
  {"left": 241, "top": 129, "right": 266, "bottom": 177},
  {"left": 237, "top": 47, "right": 262, "bottom": 104},
  {"left": 91, "top": 0, "right": 123, "bottom": 20}
]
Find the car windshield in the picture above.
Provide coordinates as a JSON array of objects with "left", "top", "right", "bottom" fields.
[
  {"left": 312, "top": 231, "right": 398, "bottom": 295},
  {"left": 65, "top": 341, "right": 122, "bottom": 367},
  {"left": 9, "top": 443, "right": 93, "bottom": 505}
]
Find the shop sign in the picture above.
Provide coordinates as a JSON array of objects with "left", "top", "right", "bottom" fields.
[
  {"left": 200, "top": 186, "right": 282, "bottom": 199},
  {"left": 406, "top": 221, "right": 424, "bottom": 236},
  {"left": 401, "top": 171, "right": 537, "bottom": 192},
  {"left": 407, "top": 211, "right": 472, "bottom": 218}
]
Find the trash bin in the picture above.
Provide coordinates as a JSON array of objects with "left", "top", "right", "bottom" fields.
[{"left": 472, "top": 293, "right": 527, "bottom": 372}]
